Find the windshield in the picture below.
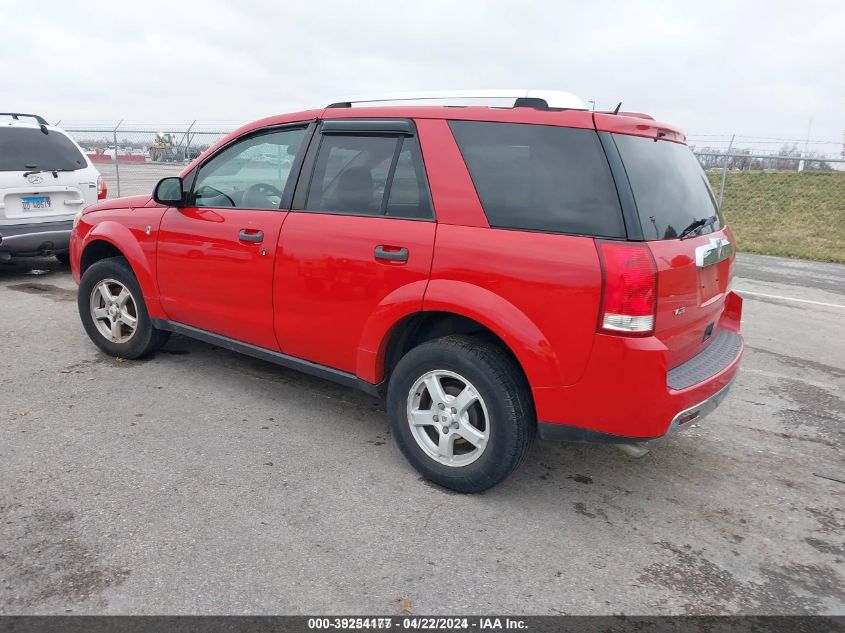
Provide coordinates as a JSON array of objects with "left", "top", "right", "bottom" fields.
[
  {"left": 614, "top": 134, "right": 723, "bottom": 240},
  {"left": 0, "top": 127, "right": 87, "bottom": 172}
]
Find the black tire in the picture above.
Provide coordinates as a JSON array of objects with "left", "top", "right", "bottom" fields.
[
  {"left": 78, "top": 256, "right": 170, "bottom": 359},
  {"left": 55, "top": 252, "right": 71, "bottom": 266},
  {"left": 387, "top": 335, "right": 535, "bottom": 493}
]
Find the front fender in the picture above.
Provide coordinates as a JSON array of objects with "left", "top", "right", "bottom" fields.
[
  {"left": 422, "top": 280, "right": 563, "bottom": 388},
  {"left": 81, "top": 220, "right": 165, "bottom": 319}
]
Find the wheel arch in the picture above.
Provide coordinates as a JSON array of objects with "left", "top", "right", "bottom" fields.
[
  {"left": 381, "top": 311, "right": 531, "bottom": 383},
  {"left": 79, "top": 239, "right": 124, "bottom": 275},
  {"left": 79, "top": 222, "right": 165, "bottom": 318},
  {"left": 357, "top": 281, "right": 563, "bottom": 391}
]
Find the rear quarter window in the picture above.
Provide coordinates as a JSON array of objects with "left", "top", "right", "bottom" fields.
[
  {"left": 449, "top": 121, "right": 624, "bottom": 238},
  {"left": 0, "top": 127, "right": 86, "bottom": 172}
]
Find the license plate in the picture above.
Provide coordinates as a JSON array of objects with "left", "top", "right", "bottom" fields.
[{"left": 21, "top": 196, "right": 52, "bottom": 210}]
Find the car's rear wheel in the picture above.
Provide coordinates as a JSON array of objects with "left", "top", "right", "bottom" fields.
[
  {"left": 387, "top": 335, "right": 535, "bottom": 493},
  {"left": 78, "top": 257, "right": 169, "bottom": 359}
]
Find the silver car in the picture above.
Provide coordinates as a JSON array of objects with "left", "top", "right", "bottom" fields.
[{"left": 0, "top": 113, "right": 105, "bottom": 264}]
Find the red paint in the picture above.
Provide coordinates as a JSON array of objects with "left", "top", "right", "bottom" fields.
[
  {"left": 415, "top": 119, "right": 488, "bottom": 228},
  {"left": 85, "top": 194, "right": 153, "bottom": 213},
  {"left": 648, "top": 227, "right": 735, "bottom": 367},
  {"left": 71, "top": 103, "right": 743, "bottom": 441},
  {"left": 274, "top": 213, "right": 435, "bottom": 373},
  {"left": 424, "top": 224, "right": 603, "bottom": 387},
  {"left": 157, "top": 206, "right": 287, "bottom": 350},
  {"left": 594, "top": 112, "right": 686, "bottom": 143},
  {"left": 72, "top": 209, "right": 168, "bottom": 318},
  {"left": 533, "top": 297, "right": 743, "bottom": 438}
]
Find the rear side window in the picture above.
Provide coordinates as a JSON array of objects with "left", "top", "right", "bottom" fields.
[
  {"left": 305, "top": 133, "right": 432, "bottom": 219},
  {"left": 613, "top": 134, "right": 722, "bottom": 240},
  {"left": 0, "top": 127, "right": 86, "bottom": 172},
  {"left": 449, "top": 121, "right": 624, "bottom": 237}
]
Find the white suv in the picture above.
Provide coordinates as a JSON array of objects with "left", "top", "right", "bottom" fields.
[{"left": 0, "top": 113, "right": 105, "bottom": 264}]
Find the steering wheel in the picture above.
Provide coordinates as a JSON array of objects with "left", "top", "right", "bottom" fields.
[{"left": 243, "top": 182, "right": 284, "bottom": 209}]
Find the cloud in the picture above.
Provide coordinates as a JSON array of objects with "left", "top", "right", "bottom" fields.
[{"left": 1, "top": 0, "right": 842, "bottom": 148}]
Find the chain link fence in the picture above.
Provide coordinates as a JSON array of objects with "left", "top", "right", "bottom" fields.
[
  {"left": 686, "top": 134, "right": 844, "bottom": 262},
  {"left": 58, "top": 121, "right": 240, "bottom": 199},
  {"left": 59, "top": 122, "right": 845, "bottom": 262}
]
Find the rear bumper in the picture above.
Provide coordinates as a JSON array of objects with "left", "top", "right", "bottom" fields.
[
  {"left": 0, "top": 220, "right": 72, "bottom": 257},
  {"left": 536, "top": 291, "right": 743, "bottom": 442},
  {"left": 665, "top": 379, "right": 735, "bottom": 434}
]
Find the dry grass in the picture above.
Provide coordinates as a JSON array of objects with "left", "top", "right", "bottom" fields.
[{"left": 707, "top": 170, "right": 845, "bottom": 263}]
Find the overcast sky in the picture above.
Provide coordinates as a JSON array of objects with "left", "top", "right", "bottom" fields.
[{"left": 1, "top": 0, "right": 843, "bottom": 151}]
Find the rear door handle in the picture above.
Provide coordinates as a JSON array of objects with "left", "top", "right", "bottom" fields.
[
  {"left": 375, "top": 245, "right": 408, "bottom": 263},
  {"left": 239, "top": 229, "right": 264, "bottom": 243}
]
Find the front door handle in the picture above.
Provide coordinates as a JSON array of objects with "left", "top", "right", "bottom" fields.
[
  {"left": 375, "top": 245, "right": 408, "bottom": 263},
  {"left": 239, "top": 229, "right": 264, "bottom": 243}
]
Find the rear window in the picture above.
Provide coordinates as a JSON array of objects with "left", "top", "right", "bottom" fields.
[
  {"left": 613, "top": 134, "right": 723, "bottom": 240},
  {"left": 449, "top": 121, "right": 624, "bottom": 237},
  {"left": 0, "top": 127, "right": 86, "bottom": 172}
]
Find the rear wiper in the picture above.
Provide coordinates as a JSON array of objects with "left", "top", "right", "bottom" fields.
[
  {"left": 679, "top": 215, "right": 717, "bottom": 240},
  {"left": 22, "top": 168, "right": 75, "bottom": 177}
]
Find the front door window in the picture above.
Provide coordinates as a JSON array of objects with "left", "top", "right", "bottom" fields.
[{"left": 192, "top": 128, "right": 307, "bottom": 210}]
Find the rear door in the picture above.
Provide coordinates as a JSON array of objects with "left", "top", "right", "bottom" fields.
[
  {"left": 156, "top": 124, "right": 311, "bottom": 350},
  {"left": 611, "top": 132, "right": 734, "bottom": 368},
  {"left": 274, "top": 119, "right": 435, "bottom": 373}
]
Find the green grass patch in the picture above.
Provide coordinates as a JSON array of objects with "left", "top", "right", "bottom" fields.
[{"left": 706, "top": 170, "right": 845, "bottom": 263}]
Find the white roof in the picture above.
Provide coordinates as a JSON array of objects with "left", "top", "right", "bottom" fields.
[{"left": 328, "top": 89, "right": 588, "bottom": 110}]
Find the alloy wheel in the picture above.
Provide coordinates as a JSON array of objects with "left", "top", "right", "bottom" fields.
[
  {"left": 89, "top": 278, "right": 138, "bottom": 344},
  {"left": 406, "top": 369, "right": 490, "bottom": 467}
]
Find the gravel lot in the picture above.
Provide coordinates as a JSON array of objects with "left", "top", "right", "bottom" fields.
[{"left": 0, "top": 252, "right": 843, "bottom": 615}]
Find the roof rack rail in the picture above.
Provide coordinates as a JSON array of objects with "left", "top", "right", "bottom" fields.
[
  {"left": 327, "top": 90, "right": 588, "bottom": 111},
  {"left": 0, "top": 112, "right": 49, "bottom": 126}
]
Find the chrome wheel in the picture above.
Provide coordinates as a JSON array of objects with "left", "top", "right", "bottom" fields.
[
  {"left": 407, "top": 370, "right": 490, "bottom": 467},
  {"left": 89, "top": 278, "right": 138, "bottom": 344}
]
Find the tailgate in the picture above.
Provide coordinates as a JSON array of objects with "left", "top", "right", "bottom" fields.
[
  {"left": 608, "top": 130, "right": 737, "bottom": 368},
  {"left": 0, "top": 124, "right": 92, "bottom": 222},
  {"left": 648, "top": 228, "right": 735, "bottom": 367},
  {"left": 0, "top": 185, "right": 86, "bottom": 222}
]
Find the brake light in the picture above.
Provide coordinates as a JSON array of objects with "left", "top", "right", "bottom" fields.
[
  {"left": 97, "top": 175, "right": 107, "bottom": 200},
  {"left": 597, "top": 241, "right": 657, "bottom": 336}
]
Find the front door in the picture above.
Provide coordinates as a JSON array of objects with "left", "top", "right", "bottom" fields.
[
  {"left": 274, "top": 121, "right": 436, "bottom": 373},
  {"left": 157, "top": 124, "right": 310, "bottom": 350}
]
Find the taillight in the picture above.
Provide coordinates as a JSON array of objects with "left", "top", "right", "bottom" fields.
[
  {"left": 97, "top": 175, "right": 107, "bottom": 200},
  {"left": 597, "top": 241, "right": 657, "bottom": 336}
]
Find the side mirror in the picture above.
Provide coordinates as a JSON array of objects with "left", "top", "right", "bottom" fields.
[{"left": 153, "top": 177, "right": 184, "bottom": 206}]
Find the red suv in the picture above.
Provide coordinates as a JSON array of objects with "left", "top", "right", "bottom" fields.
[{"left": 70, "top": 91, "right": 743, "bottom": 492}]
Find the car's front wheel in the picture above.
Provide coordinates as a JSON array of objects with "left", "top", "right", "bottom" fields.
[
  {"left": 387, "top": 335, "right": 535, "bottom": 493},
  {"left": 78, "top": 257, "right": 170, "bottom": 359}
]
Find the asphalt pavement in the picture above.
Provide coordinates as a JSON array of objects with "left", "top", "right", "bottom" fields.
[{"left": 1, "top": 252, "right": 842, "bottom": 615}]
